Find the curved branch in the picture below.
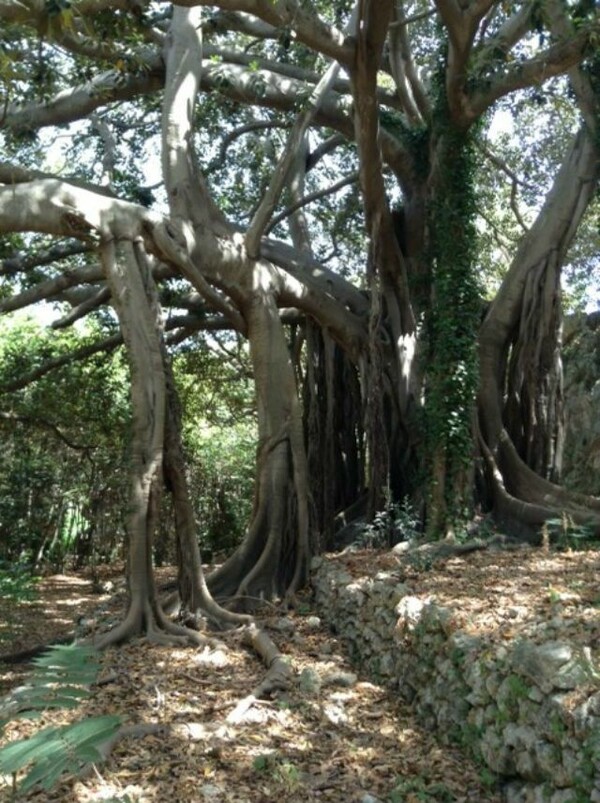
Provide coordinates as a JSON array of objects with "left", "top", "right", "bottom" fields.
[
  {"left": 0, "top": 266, "right": 105, "bottom": 314},
  {"left": 1, "top": 58, "right": 164, "bottom": 133},
  {"left": 469, "top": 23, "right": 599, "bottom": 120},
  {"left": 245, "top": 58, "right": 344, "bottom": 257},
  {"left": 0, "top": 334, "right": 122, "bottom": 393},
  {"left": 0, "top": 411, "right": 93, "bottom": 451},
  {"left": 0, "top": 242, "right": 92, "bottom": 277},
  {"left": 207, "top": 119, "right": 292, "bottom": 175},
  {"left": 266, "top": 171, "right": 359, "bottom": 234},
  {"left": 172, "top": 0, "right": 353, "bottom": 64},
  {"left": 260, "top": 237, "right": 368, "bottom": 316},
  {"left": 51, "top": 286, "right": 111, "bottom": 329},
  {"left": 306, "top": 133, "right": 346, "bottom": 170}
]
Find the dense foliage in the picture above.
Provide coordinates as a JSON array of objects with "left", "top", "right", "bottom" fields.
[
  {"left": 0, "top": 0, "right": 598, "bottom": 621},
  {"left": 0, "top": 317, "right": 256, "bottom": 570}
]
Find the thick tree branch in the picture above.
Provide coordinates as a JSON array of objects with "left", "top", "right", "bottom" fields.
[
  {"left": 0, "top": 57, "right": 412, "bottom": 184},
  {"left": 0, "top": 242, "right": 92, "bottom": 277},
  {"left": 51, "top": 287, "right": 112, "bottom": 329},
  {"left": 161, "top": 7, "right": 228, "bottom": 231},
  {"left": 173, "top": 0, "right": 353, "bottom": 64},
  {"left": 208, "top": 9, "right": 277, "bottom": 41},
  {"left": 478, "top": 1, "right": 535, "bottom": 54},
  {"left": 434, "top": 0, "right": 479, "bottom": 124},
  {"left": 1, "top": 60, "right": 163, "bottom": 133},
  {"left": 469, "top": 24, "right": 599, "bottom": 119},
  {"left": 0, "top": 179, "right": 151, "bottom": 239},
  {"left": 0, "top": 266, "right": 105, "bottom": 314},
  {"left": 434, "top": 0, "right": 467, "bottom": 51},
  {"left": 389, "top": 1, "right": 430, "bottom": 124},
  {"left": 352, "top": 0, "right": 396, "bottom": 232},
  {"left": 245, "top": 59, "right": 344, "bottom": 257},
  {"left": 149, "top": 222, "right": 247, "bottom": 333},
  {"left": 261, "top": 238, "right": 368, "bottom": 316},
  {"left": 545, "top": 0, "right": 599, "bottom": 136},
  {"left": 479, "top": 124, "right": 599, "bottom": 451},
  {"left": 0, "top": 411, "right": 93, "bottom": 451},
  {"left": 0, "top": 161, "right": 117, "bottom": 199}
]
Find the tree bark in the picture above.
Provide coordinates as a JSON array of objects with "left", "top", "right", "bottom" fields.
[
  {"left": 162, "top": 350, "right": 251, "bottom": 627},
  {"left": 208, "top": 272, "right": 310, "bottom": 605},
  {"left": 478, "top": 124, "right": 600, "bottom": 533},
  {"left": 95, "top": 239, "right": 206, "bottom": 647}
]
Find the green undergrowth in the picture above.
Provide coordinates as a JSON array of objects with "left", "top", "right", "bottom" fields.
[
  {"left": 0, "top": 643, "right": 121, "bottom": 796},
  {"left": 0, "top": 563, "right": 39, "bottom": 604}
]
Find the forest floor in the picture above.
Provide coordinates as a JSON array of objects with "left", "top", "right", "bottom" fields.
[{"left": 1, "top": 544, "right": 599, "bottom": 803}]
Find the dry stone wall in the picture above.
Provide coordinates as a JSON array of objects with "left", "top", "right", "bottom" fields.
[{"left": 312, "top": 556, "right": 600, "bottom": 803}]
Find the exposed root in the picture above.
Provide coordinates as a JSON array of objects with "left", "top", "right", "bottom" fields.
[
  {"left": 226, "top": 624, "right": 292, "bottom": 725},
  {"left": 192, "top": 570, "right": 253, "bottom": 627},
  {"left": 479, "top": 428, "right": 600, "bottom": 538},
  {"left": 93, "top": 598, "right": 220, "bottom": 650},
  {"left": 243, "top": 626, "right": 292, "bottom": 696},
  {"left": 93, "top": 609, "right": 143, "bottom": 650},
  {"left": 393, "top": 533, "right": 519, "bottom": 566},
  {"left": 144, "top": 631, "right": 190, "bottom": 647}
]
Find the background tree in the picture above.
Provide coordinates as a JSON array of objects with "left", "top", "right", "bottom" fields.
[
  {"left": 0, "top": 317, "right": 131, "bottom": 570},
  {"left": 0, "top": 0, "right": 599, "bottom": 643}
]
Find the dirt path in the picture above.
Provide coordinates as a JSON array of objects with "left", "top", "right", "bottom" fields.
[{"left": 0, "top": 566, "right": 501, "bottom": 802}]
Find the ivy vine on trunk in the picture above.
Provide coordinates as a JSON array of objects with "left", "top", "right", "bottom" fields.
[{"left": 425, "top": 89, "right": 481, "bottom": 535}]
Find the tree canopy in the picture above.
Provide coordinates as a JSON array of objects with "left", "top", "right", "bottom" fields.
[{"left": 0, "top": 0, "right": 599, "bottom": 643}]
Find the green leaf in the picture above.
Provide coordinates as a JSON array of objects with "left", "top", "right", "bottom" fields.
[
  {"left": 0, "top": 715, "right": 121, "bottom": 791},
  {"left": 60, "top": 714, "right": 121, "bottom": 747}
]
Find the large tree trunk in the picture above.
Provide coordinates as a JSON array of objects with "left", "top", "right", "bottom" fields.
[
  {"left": 424, "top": 122, "right": 481, "bottom": 535},
  {"left": 208, "top": 273, "right": 310, "bottom": 606},
  {"left": 350, "top": 0, "right": 418, "bottom": 518},
  {"left": 286, "top": 132, "right": 366, "bottom": 550},
  {"left": 478, "top": 124, "right": 600, "bottom": 533},
  {"left": 95, "top": 239, "right": 203, "bottom": 647}
]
